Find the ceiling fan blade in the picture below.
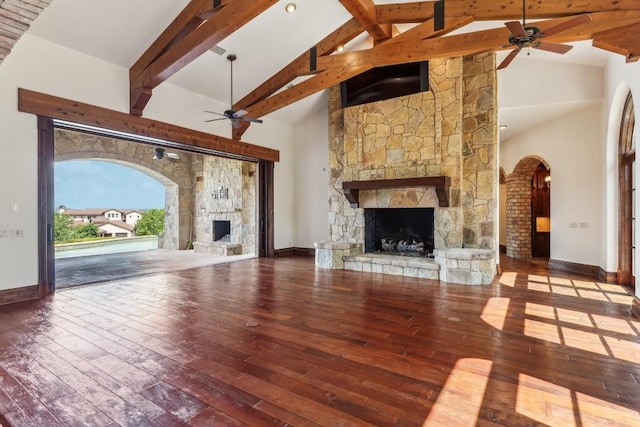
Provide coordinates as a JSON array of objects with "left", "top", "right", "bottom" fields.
[
  {"left": 205, "top": 110, "right": 226, "bottom": 117},
  {"left": 233, "top": 109, "right": 248, "bottom": 118},
  {"left": 238, "top": 117, "right": 263, "bottom": 124},
  {"left": 505, "top": 21, "right": 526, "bottom": 37},
  {"left": 231, "top": 119, "right": 242, "bottom": 129},
  {"left": 497, "top": 49, "right": 521, "bottom": 70},
  {"left": 204, "top": 117, "right": 228, "bottom": 123},
  {"left": 536, "top": 41, "right": 573, "bottom": 54},
  {"left": 543, "top": 14, "right": 591, "bottom": 37}
]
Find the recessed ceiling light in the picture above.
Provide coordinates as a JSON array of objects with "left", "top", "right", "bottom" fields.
[
  {"left": 499, "top": 125, "right": 508, "bottom": 130},
  {"left": 336, "top": 44, "right": 344, "bottom": 53},
  {"left": 285, "top": 3, "right": 296, "bottom": 13}
]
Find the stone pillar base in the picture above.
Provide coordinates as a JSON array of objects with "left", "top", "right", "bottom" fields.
[
  {"left": 193, "top": 241, "right": 242, "bottom": 256},
  {"left": 434, "top": 248, "right": 496, "bottom": 285},
  {"left": 314, "top": 241, "right": 362, "bottom": 269}
]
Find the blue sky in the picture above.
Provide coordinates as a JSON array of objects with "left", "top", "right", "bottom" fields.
[{"left": 55, "top": 160, "right": 165, "bottom": 209}]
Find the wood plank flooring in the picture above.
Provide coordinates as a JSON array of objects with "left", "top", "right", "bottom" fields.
[{"left": 1, "top": 256, "right": 639, "bottom": 426}]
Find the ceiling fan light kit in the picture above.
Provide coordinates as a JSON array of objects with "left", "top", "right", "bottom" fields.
[{"left": 205, "top": 54, "right": 263, "bottom": 128}]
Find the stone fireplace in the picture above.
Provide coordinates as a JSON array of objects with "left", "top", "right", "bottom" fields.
[
  {"left": 315, "top": 54, "right": 498, "bottom": 285},
  {"left": 193, "top": 157, "right": 256, "bottom": 256}
]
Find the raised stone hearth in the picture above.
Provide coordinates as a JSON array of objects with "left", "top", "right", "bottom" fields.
[
  {"left": 314, "top": 241, "right": 495, "bottom": 285},
  {"left": 343, "top": 254, "right": 439, "bottom": 279},
  {"left": 193, "top": 241, "right": 242, "bottom": 256}
]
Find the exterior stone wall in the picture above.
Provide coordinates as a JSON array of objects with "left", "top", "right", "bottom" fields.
[
  {"left": 327, "top": 54, "right": 498, "bottom": 254},
  {"left": 54, "top": 129, "right": 197, "bottom": 250},
  {"left": 194, "top": 157, "right": 256, "bottom": 254}
]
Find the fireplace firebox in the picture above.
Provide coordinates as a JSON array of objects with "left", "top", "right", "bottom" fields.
[
  {"left": 364, "top": 208, "right": 434, "bottom": 257},
  {"left": 212, "top": 220, "right": 231, "bottom": 242}
]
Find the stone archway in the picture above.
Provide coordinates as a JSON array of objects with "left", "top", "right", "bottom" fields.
[
  {"left": 505, "top": 155, "right": 551, "bottom": 259},
  {"left": 54, "top": 128, "right": 198, "bottom": 250}
]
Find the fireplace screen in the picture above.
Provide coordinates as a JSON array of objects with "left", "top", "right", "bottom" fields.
[{"left": 364, "top": 208, "right": 434, "bottom": 257}]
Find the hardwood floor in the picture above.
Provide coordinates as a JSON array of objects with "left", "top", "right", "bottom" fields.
[{"left": 1, "top": 256, "right": 639, "bottom": 426}]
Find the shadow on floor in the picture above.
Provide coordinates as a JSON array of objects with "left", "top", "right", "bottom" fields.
[{"left": 55, "top": 249, "right": 255, "bottom": 288}]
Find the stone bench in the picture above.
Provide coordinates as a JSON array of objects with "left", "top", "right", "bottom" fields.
[{"left": 433, "top": 248, "right": 495, "bottom": 285}]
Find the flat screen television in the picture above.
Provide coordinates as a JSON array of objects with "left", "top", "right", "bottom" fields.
[{"left": 340, "top": 61, "right": 429, "bottom": 108}]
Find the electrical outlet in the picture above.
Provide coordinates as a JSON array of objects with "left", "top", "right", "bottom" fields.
[
  {"left": 569, "top": 222, "right": 578, "bottom": 228},
  {"left": 0, "top": 228, "right": 8, "bottom": 238},
  {"left": 579, "top": 222, "right": 588, "bottom": 228},
  {"left": 10, "top": 229, "right": 24, "bottom": 237}
]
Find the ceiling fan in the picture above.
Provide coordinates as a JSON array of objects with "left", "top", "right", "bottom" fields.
[
  {"left": 497, "top": 0, "right": 591, "bottom": 70},
  {"left": 153, "top": 147, "right": 179, "bottom": 160},
  {"left": 205, "top": 54, "right": 263, "bottom": 129}
]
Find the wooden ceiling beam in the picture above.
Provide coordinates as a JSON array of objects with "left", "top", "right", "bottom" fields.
[
  {"left": 233, "top": 18, "right": 363, "bottom": 112},
  {"left": 238, "top": 11, "right": 640, "bottom": 121},
  {"left": 245, "top": 65, "right": 372, "bottom": 119},
  {"left": 315, "top": 11, "right": 640, "bottom": 72},
  {"left": 129, "top": 0, "right": 276, "bottom": 115},
  {"left": 593, "top": 22, "right": 640, "bottom": 62},
  {"left": 339, "top": 0, "right": 393, "bottom": 43},
  {"left": 18, "top": 88, "right": 279, "bottom": 162},
  {"left": 376, "top": 1, "right": 640, "bottom": 23}
]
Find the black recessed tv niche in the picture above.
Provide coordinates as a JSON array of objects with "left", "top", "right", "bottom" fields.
[{"left": 340, "top": 61, "right": 429, "bottom": 108}]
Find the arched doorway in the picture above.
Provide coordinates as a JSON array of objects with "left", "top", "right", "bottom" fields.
[
  {"left": 505, "top": 156, "right": 551, "bottom": 260},
  {"left": 55, "top": 129, "right": 186, "bottom": 250},
  {"left": 618, "top": 92, "right": 635, "bottom": 288}
]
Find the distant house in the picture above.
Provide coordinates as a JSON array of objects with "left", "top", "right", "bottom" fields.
[{"left": 58, "top": 207, "right": 144, "bottom": 238}]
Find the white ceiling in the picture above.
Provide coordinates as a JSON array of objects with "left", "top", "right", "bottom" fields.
[{"left": 27, "top": 0, "right": 616, "bottom": 137}]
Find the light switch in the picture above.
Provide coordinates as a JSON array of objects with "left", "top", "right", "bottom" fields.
[{"left": 10, "top": 203, "right": 18, "bottom": 212}]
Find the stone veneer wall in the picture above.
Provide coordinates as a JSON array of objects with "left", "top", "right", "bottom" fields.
[
  {"left": 194, "top": 157, "right": 256, "bottom": 254},
  {"left": 328, "top": 54, "right": 497, "bottom": 251}
]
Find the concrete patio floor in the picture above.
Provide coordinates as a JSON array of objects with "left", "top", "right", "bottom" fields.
[{"left": 55, "top": 249, "right": 255, "bottom": 288}]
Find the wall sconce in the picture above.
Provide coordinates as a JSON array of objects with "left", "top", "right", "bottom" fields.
[{"left": 213, "top": 186, "right": 229, "bottom": 200}]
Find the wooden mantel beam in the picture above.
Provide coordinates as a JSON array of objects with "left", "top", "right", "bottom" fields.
[
  {"left": 129, "top": 0, "right": 277, "bottom": 116},
  {"left": 18, "top": 88, "right": 279, "bottom": 162},
  {"left": 339, "top": 0, "right": 392, "bottom": 43}
]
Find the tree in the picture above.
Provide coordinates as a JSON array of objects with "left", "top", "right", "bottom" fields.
[
  {"left": 75, "top": 222, "right": 99, "bottom": 239},
  {"left": 54, "top": 213, "right": 75, "bottom": 242},
  {"left": 134, "top": 209, "right": 165, "bottom": 236}
]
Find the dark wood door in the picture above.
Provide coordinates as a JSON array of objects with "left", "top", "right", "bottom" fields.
[{"left": 618, "top": 152, "right": 635, "bottom": 288}]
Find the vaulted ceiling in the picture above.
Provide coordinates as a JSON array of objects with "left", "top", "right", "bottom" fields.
[{"left": 11, "top": 1, "right": 640, "bottom": 141}]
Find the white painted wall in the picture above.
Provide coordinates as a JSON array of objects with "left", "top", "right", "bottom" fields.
[
  {"left": 602, "top": 55, "right": 640, "bottom": 297},
  {"left": 501, "top": 104, "right": 604, "bottom": 267},
  {"left": 0, "top": 34, "right": 295, "bottom": 290},
  {"left": 292, "top": 106, "right": 330, "bottom": 248}
]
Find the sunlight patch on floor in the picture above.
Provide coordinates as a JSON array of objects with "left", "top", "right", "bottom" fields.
[
  {"left": 422, "top": 358, "right": 492, "bottom": 427},
  {"left": 499, "top": 271, "right": 517, "bottom": 287},
  {"left": 517, "top": 374, "right": 640, "bottom": 427},
  {"left": 481, "top": 298, "right": 510, "bottom": 331}
]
